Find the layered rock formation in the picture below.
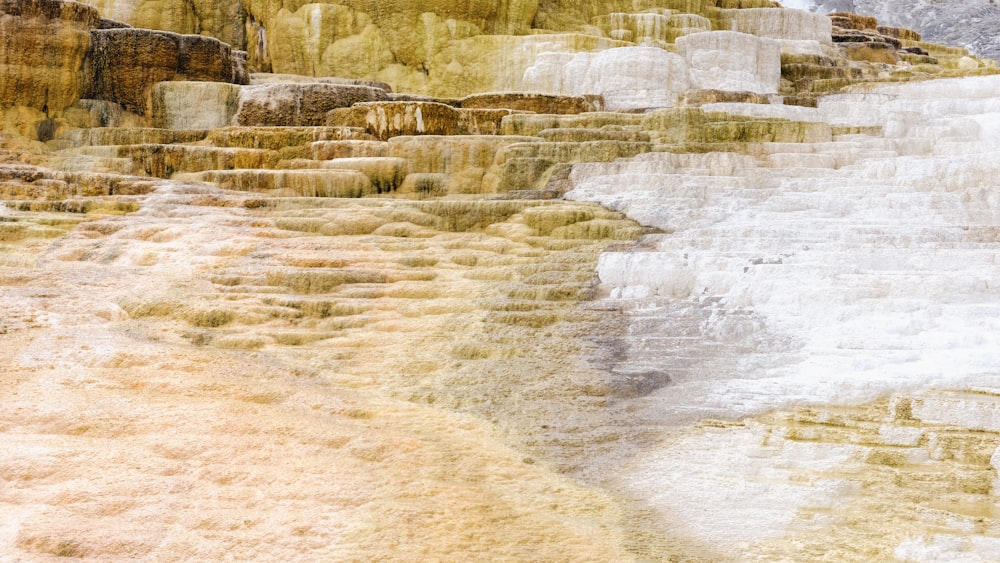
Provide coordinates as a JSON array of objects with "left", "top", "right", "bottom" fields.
[
  {"left": 0, "top": 0, "right": 247, "bottom": 140},
  {"left": 84, "top": 28, "right": 248, "bottom": 114},
  {"left": 0, "top": 0, "right": 98, "bottom": 115},
  {"left": 3, "top": 0, "right": 1000, "bottom": 560}
]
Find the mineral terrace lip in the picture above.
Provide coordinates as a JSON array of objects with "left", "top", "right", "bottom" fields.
[{"left": 2, "top": 0, "right": 999, "bottom": 560}]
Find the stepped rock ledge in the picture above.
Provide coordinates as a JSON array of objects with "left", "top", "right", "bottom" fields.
[{"left": 3, "top": 0, "right": 1000, "bottom": 560}]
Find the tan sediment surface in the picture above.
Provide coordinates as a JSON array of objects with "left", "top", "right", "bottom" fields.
[{"left": 0, "top": 183, "right": 656, "bottom": 561}]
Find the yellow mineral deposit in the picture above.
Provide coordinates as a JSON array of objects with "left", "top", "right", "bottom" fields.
[{"left": 3, "top": 0, "right": 1000, "bottom": 560}]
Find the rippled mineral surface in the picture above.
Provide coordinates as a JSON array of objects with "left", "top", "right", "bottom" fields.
[{"left": 4, "top": 0, "right": 1000, "bottom": 561}]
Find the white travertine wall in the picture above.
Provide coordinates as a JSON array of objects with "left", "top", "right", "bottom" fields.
[
  {"left": 722, "top": 7, "right": 833, "bottom": 42},
  {"left": 522, "top": 46, "right": 690, "bottom": 110},
  {"left": 150, "top": 82, "right": 241, "bottom": 129},
  {"left": 677, "top": 31, "right": 782, "bottom": 94},
  {"left": 522, "top": 31, "right": 785, "bottom": 109},
  {"left": 722, "top": 7, "right": 833, "bottom": 57},
  {"left": 566, "top": 73, "right": 1000, "bottom": 559}
]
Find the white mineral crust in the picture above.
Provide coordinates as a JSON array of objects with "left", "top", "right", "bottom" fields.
[
  {"left": 568, "top": 74, "right": 1000, "bottom": 555},
  {"left": 522, "top": 31, "right": 788, "bottom": 109},
  {"left": 523, "top": 46, "right": 690, "bottom": 110}
]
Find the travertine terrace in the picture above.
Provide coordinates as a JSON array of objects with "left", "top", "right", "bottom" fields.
[{"left": 3, "top": 0, "right": 1000, "bottom": 560}]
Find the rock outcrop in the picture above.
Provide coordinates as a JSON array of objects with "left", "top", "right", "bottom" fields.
[
  {"left": 0, "top": 0, "right": 99, "bottom": 115},
  {"left": 0, "top": 0, "right": 247, "bottom": 138},
  {"left": 84, "top": 28, "right": 249, "bottom": 114}
]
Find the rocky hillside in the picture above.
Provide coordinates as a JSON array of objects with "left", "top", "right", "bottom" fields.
[
  {"left": 3, "top": 0, "right": 1000, "bottom": 561},
  {"left": 792, "top": 0, "right": 1000, "bottom": 61}
]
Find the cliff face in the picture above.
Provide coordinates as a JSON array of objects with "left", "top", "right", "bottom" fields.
[
  {"left": 4, "top": 0, "right": 1000, "bottom": 561},
  {"left": 84, "top": 29, "right": 249, "bottom": 114},
  {"left": 0, "top": 0, "right": 99, "bottom": 115},
  {"left": 0, "top": 0, "right": 247, "bottom": 131}
]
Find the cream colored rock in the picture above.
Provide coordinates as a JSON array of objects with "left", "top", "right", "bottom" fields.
[
  {"left": 414, "top": 33, "right": 628, "bottom": 98},
  {"left": 248, "top": 72, "right": 390, "bottom": 88},
  {"left": 559, "top": 71, "right": 1000, "bottom": 556},
  {"left": 530, "top": 0, "right": 771, "bottom": 32},
  {"left": 724, "top": 7, "right": 835, "bottom": 59},
  {"left": 721, "top": 7, "right": 833, "bottom": 42},
  {"left": 820, "top": 76, "right": 1000, "bottom": 133},
  {"left": 677, "top": 31, "right": 782, "bottom": 94},
  {"left": 523, "top": 46, "right": 691, "bottom": 111},
  {"left": 150, "top": 82, "right": 241, "bottom": 129}
]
